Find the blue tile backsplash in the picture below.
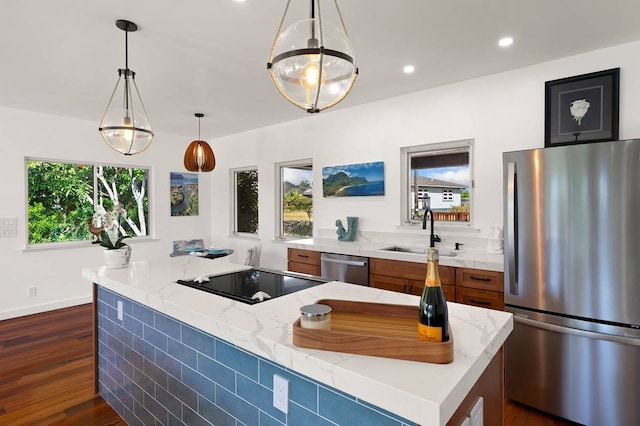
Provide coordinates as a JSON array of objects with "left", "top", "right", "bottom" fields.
[{"left": 96, "top": 286, "right": 418, "bottom": 426}]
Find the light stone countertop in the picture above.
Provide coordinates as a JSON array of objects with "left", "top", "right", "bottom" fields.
[
  {"left": 83, "top": 256, "right": 513, "bottom": 426},
  {"left": 285, "top": 237, "right": 505, "bottom": 272}
]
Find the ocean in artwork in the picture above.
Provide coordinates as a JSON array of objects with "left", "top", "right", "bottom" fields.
[
  {"left": 170, "top": 172, "right": 199, "bottom": 216},
  {"left": 322, "top": 161, "right": 385, "bottom": 197}
]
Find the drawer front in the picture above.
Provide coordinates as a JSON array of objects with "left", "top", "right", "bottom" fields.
[
  {"left": 456, "top": 287, "right": 504, "bottom": 310},
  {"left": 370, "top": 258, "right": 454, "bottom": 286},
  {"left": 438, "top": 265, "right": 455, "bottom": 286},
  {"left": 287, "top": 261, "right": 320, "bottom": 276},
  {"left": 288, "top": 248, "right": 320, "bottom": 265},
  {"left": 370, "top": 274, "right": 406, "bottom": 293},
  {"left": 456, "top": 268, "right": 504, "bottom": 292},
  {"left": 407, "top": 282, "right": 455, "bottom": 302}
]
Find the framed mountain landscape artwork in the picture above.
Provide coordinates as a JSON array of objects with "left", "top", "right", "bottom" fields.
[
  {"left": 170, "top": 172, "right": 199, "bottom": 216},
  {"left": 322, "top": 161, "right": 385, "bottom": 197}
]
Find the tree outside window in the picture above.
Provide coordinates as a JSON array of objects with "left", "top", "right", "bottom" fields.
[
  {"left": 278, "top": 161, "right": 313, "bottom": 238},
  {"left": 27, "top": 160, "right": 149, "bottom": 245},
  {"left": 233, "top": 168, "right": 258, "bottom": 235}
]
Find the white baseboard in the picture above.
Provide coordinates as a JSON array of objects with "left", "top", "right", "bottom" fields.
[{"left": 0, "top": 296, "right": 93, "bottom": 321}]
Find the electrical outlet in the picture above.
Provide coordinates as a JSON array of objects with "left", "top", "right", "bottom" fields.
[
  {"left": 273, "top": 374, "right": 289, "bottom": 414},
  {"left": 28, "top": 286, "right": 37, "bottom": 297},
  {"left": 470, "top": 396, "right": 483, "bottom": 426},
  {"left": 117, "top": 300, "right": 124, "bottom": 321}
]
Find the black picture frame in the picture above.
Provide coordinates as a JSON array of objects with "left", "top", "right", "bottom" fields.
[{"left": 544, "top": 68, "right": 619, "bottom": 147}]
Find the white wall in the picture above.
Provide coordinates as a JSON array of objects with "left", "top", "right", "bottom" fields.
[
  {"left": 0, "top": 107, "right": 212, "bottom": 319},
  {"left": 3, "top": 40, "right": 639, "bottom": 319},
  {"left": 210, "top": 40, "right": 640, "bottom": 271}
]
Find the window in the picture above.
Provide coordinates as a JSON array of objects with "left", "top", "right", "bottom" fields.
[
  {"left": 232, "top": 167, "right": 259, "bottom": 235},
  {"left": 27, "top": 159, "right": 150, "bottom": 245},
  {"left": 276, "top": 160, "right": 313, "bottom": 239},
  {"left": 400, "top": 140, "right": 473, "bottom": 224}
]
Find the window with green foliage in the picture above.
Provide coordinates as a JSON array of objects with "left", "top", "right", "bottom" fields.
[
  {"left": 232, "top": 167, "right": 259, "bottom": 235},
  {"left": 27, "top": 159, "right": 149, "bottom": 245},
  {"left": 277, "top": 160, "right": 313, "bottom": 238}
]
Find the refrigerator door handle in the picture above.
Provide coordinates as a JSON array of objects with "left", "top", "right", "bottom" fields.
[
  {"left": 506, "top": 161, "right": 518, "bottom": 295},
  {"left": 514, "top": 315, "right": 640, "bottom": 347}
]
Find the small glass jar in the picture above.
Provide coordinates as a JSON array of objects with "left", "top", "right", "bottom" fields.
[{"left": 300, "top": 304, "right": 332, "bottom": 330}]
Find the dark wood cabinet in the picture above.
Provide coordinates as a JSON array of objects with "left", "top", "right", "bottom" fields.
[
  {"left": 455, "top": 268, "right": 504, "bottom": 310},
  {"left": 370, "top": 259, "right": 504, "bottom": 311},
  {"left": 287, "top": 248, "right": 321, "bottom": 276},
  {"left": 370, "top": 258, "right": 456, "bottom": 301}
]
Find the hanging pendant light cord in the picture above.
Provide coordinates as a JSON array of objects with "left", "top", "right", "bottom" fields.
[
  {"left": 268, "top": 0, "right": 292, "bottom": 61},
  {"left": 333, "top": 0, "right": 349, "bottom": 36},
  {"left": 309, "top": 0, "right": 315, "bottom": 40},
  {"left": 123, "top": 28, "right": 131, "bottom": 116},
  {"left": 198, "top": 115, "right": 201, "bottom": 140},
  {"left": 124, "top": 29, "right": 129, "bottom": 69}
]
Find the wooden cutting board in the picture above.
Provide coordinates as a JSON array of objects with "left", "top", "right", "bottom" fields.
[{"left": 292, "top": 299, "right": 453, "bottom": 364}]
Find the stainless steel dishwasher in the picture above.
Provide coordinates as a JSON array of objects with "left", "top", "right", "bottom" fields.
[{"left": 320, "top": 253, "right": 369, "bottom": 286}]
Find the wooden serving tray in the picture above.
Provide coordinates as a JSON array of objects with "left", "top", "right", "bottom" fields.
[{"left": 292, "top": 299, "right": 453, "bottom": 364}]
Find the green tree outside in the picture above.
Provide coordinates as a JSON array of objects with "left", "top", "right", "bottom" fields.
[
  {"left": 236, "top": 170, "right": 259, "bottom": 234},
  {"left": 27, "top": 161, "right": 149, "bottom": 244}
]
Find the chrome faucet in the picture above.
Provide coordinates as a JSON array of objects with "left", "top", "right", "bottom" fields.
[{"left": 421, "top": 196, "right": 440, "bottom": 247}]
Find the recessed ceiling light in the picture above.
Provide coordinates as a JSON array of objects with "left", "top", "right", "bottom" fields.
[
  {"left": 403, "top": 65, "right": 415, "bottom": 74},
  {"left": 498, "top": 37, "right": 514, "bottom": 47}
]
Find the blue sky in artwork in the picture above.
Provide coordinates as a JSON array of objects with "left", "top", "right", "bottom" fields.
[
  {"left": 322, "top": 161, "right": 384, "bottom": 182},
  {"left": 171, "top": 172, "right": 198, "bottom": 185}
]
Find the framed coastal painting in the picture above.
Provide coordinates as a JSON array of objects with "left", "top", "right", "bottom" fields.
[
  {"left": 544, "top": 68, "right": 619, "bottom": 147},
  {"left": 322, "top": 161, "right": 385, "bottom": 197},
  {"left": 170, "top": 172, "right": 199, "bottom": 216}
]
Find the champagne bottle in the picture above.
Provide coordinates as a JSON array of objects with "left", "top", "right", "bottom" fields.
[{"left": 418, "top": 247, "right": 449, "bottom": 342}]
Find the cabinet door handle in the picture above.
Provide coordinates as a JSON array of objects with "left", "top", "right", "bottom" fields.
[
  {"left": 469, "top": 275, "right": 491, "bottom": 282},
  {"left": 297, "top": 254, "right": 309, "bottom": 258},
  {"left": 469, "top": 298, "right": 492, "bottom": 306}
]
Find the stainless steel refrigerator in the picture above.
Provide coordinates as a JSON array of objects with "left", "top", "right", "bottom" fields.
[{"left": 503, "top": 139, "right": 640, "bottom": 426}]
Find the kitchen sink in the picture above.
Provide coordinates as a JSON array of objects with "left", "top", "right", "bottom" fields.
[{"left": 378, "top": 246, "right": 461, "bottom": 257}]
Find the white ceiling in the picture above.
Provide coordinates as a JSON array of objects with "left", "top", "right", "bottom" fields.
[{"left": 2, "top": 0, "right": 640, "bottom": 139}]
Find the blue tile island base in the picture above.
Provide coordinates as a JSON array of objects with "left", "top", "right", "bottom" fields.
[
  {"left": 96, "top": 286, "right": 418, "bottom": 426},
  {"left": 85, "top": 256, "right": 512, "bottom": 426}
]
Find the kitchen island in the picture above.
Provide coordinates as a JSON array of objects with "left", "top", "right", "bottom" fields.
[{"left": 83, "top": 256, "right": 512, "bottom": 426}]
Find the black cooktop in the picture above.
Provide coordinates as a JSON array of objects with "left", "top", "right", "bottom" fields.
[{"left": 176, "top": 268, "right": 326, "bottom": 305}]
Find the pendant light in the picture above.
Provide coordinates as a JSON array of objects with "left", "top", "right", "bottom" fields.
[
  {"left": 184, "top": 113, "right": 216, "bottom": 172},
  {"left": 267, "top": 0, "right": 358, "bottom": 113},
  {"left": 99, "top": 20, "right": 153, "bottom": 155}
]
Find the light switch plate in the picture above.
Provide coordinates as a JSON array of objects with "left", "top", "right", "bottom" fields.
[
  {"left": 0, "top": 217, "right": 17, "bottom": 238},
  {"left": 117, "top": 300, "right": 124, "bottom": 321},
  {"left": 470, "top": 396, "right": 483, "bottom": 426}
]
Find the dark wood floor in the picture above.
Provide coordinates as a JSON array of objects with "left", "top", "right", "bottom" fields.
[
  {"left": 0, "top": 303, "right": 125, "bottom": 425},
  {"left": 0, "top": 303, "right": 576, "bottom": 426}
]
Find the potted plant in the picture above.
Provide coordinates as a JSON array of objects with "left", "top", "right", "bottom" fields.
[{"left": 92, "top": 205, "right": 132, "bottom": 269}]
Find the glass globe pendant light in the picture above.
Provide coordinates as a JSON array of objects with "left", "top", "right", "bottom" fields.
[
  {"left": 184, "top": 113, "right": 216, "bottom": 172},
  {"left": 99, "top": 20, "right": 154, "bottom": 155},
  {"left": 267, "top": 0, "right": 358, "bottom": 113}
]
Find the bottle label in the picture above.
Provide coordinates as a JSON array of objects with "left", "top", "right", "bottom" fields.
[{"left": 418, "top": 323, "right": 443, "bottom": 342}]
